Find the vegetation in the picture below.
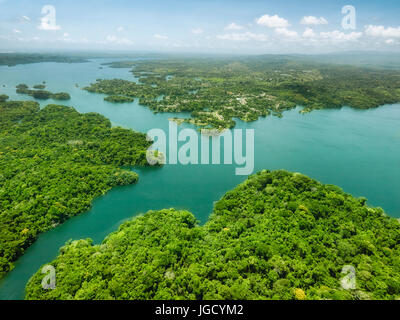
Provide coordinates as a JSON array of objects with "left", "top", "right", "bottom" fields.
[
  {"left": 51, "top": 92, "right": 71, "bottom": 100},
  {"left": 0, "top": 94, "right": 9, "bottom": 102},
  {"left": 84, "top": 57, "right": 400, "bottom": 129},
  {"left": 33, "top": 84, "right": 46, "bottom": 90},
  {"left": 0, "top": 100, "right": 152, "bottom": 279},
  {"left": 16, "top": 84, "right": 71, "bottom": 100},
  {"left": 104, "top": 95, "right": 134, "bottom": 103},
  {"left": 0, "top": 53, "right": 88, "bottom": 67},
  {"left": 25, "top": 170, "right": 400, "bottom": 300}
]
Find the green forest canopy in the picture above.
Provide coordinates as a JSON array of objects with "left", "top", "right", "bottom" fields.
[
  {"left": 84, "top": 56, "right": 400, "bottom": 129},
  {"left": 16, "top": 84, "right": 71, "bottom": 101},
  {"left": 0, "top": 100, "right": 151, "bottom": 279},
  {"left": 26, "top": 170, "right": 400, "bottom": 300}
]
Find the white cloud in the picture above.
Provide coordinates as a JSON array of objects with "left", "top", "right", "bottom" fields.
[
  {"left": 319, "top": 30, "right": 363, "bottom": 41},
  {"left": 225, "top": 23, "right": 244, "bottom": 30},
  {"left": 300, "top": 16, "right": 328, "bottom": 26},
  {"left": 15, "top": 36, "right": 41, "bottom": 43},
  {"left": 192, "top": 28, "right": 203, "bottom": 34},
  {"left": 117, "top": 26, "right": 124, "bottom": 32},
  {"left": 13, "top": 29, "right": 21, "bottom": 33},
  {"left": 217, "top": 32, "right": 268, "bottom": 42},
  {"left": 386, "top": 39, "right": 395, "bottom": 44},
  {"left": 106, "top": 35, "right": 134, "bottom": 45},
  {"left": 154, "top": 33, "right": 168, "bottom": 40},
  {"left": 365, "top": 25, "right": 400, "bottom": 38},
  {"left": 256, "top": 14, "right": 290, "bottom": 28},
  {"left": 63, "top": 33, "right": 69, "bottom": 37},
  {"left": 20, "top": 16, "right": 31, "bottom": 23},
  {"left": 106, "top": 35, "right": 117, "bottom": 41},
  {"left": 275, "top": 28, "right": 298, "bottom": 38},
  {"left": 302, "top": 27, "right": 316, "bottom": 38},
  {"left": 301, "top": 28, "right": 363, "bottom": 43}
]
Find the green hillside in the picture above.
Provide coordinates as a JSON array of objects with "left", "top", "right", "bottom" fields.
[{"left": 0, "top": 101, "right": 151, "bottom": 279}]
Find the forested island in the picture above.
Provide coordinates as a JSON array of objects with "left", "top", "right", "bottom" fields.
[
  {"left": 104, "top": 95, "right": 134, "bottom": 103},
  {"left": 85, "top": 57, "right": 400, "bottom": 129},
  {"left": 16, "top": 84, "right": 71, "bottom": 100},
  {"left": 26, "top": 170, "right": 400, "bottom": 300},
  {"left": 0, "top": 94, "right": 9, "bottom": 102},
  {"left": 0, "top": 100, "right": 151, "bottom": 279},
  {"left": 33, "top": 84, "right": 46, "bottom": 90}
]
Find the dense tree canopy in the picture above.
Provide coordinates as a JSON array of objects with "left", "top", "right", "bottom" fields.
[
  {"left": 25, "top": 170, "right": 400, "bottom": 300},
  {"left": 104, "top": 95, "right": 134, "bottom": 103},
  {"left": 0, "top": 94, "right": 9, "bottom": 102},
  {"left": 84, "top": 57, "right": 400, "bottom": 129},
  {"left": 0, "top": 101, "right": 151, "bottom": 279},
  {"left": 16, "top": 84, "right": 71, "bottom": 101},
  {"left": 33, "top": 84, "right": 46, "bottom": 90}
]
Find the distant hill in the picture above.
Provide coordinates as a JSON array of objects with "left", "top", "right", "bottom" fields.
[
  {"left": 0, "top": 53, "right": 88, "bottom": 66},
  {"left": 254, "top": 52, "right": 400, "bottom": 70}
]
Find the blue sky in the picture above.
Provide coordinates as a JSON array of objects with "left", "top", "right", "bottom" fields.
[{"left": 1, "top": 0, "right": 400, "bottom": 53}]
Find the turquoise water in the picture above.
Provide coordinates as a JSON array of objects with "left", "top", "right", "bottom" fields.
[{"left": 0, "top": 60, "right": 399, "bottom": 299}]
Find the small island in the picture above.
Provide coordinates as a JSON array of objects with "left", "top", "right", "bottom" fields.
[
  {"left": 51, "top": 92, "right": 71, "bottom": 100},
  {"left": 16, "top": 84, "right": 71, "bottom": 100},
  {"left": 33, "top": 84, "right": 46, "bottom": 89},
  {"left": 104, "top": 95, "right": 134, "bottom": 103}
]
